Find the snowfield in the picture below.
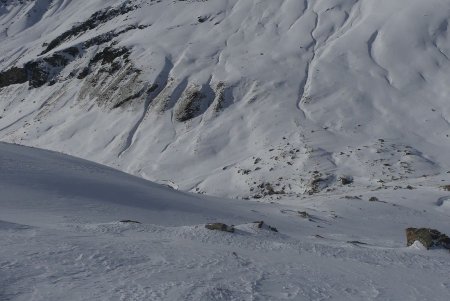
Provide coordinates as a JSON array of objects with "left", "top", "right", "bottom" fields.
[
  {"left": 1, "top": 143, "right": 450, "bottom": 300},
  {"left": 1, "top": 0, "right": 450, "bottom": 299}
]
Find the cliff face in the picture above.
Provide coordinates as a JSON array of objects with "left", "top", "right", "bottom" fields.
[{"left": 1, "top": 0, "right": 450, "bottom": 198}]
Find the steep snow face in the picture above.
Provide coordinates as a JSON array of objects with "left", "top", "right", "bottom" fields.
[{"left": 1, "top": 0, "right": 450, "bottom": 198}]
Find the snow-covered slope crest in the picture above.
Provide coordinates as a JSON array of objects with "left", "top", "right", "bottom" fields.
[
  {"left": 0, "top": 141, "right": 258, "bottom": 225},
  {"left": 1, "top": 0, "right": 450, "bottom": 198},
  {"left": 1, "top": 142, "right": 450, "bottom": 300}
]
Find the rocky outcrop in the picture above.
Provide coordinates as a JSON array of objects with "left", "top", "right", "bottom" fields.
[
  {"left": 0, "top": 47, "right": 80, "bottom": 88},
  {"left": 440, "top": 185, "right": 450, "bottom": 191},
  {"left": 91, "top": 47, "right": 130, "bottom": 66},
  {"left": 339, "top": 175, "right": 353, "bottom": 185},
  {"left": 306, "top": 174, "right": 334, "bottom": 195},
  {"left": 174, "top": 86, "right": 206, "bottom": 122},
  {"left": 406, "top": 228, "right": 450, "bottom": 250},
  {"left": 0, "top": 67, "right": 27, "bottom": 88},
  {"left": 205, "top": 223, "right": 235, "bottom": 233},
  {"left": 0, "top": 43, "right": 139, "bottom": 108},
  {"left": 254, "top": 221, "right": 278, "bottom": 232},
  {"left": 41, "top": 2, "right": 138, "bottom": 54}
]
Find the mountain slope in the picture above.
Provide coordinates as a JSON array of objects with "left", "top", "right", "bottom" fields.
[{"left": 1, "top": 0, "right": 450, "bottom": 198}]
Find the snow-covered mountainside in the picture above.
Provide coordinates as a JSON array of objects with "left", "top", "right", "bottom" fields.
[
  {"left": 1, "top": 0, "right": 450, "bottom": 198},
  {"left": 2, "top": 2, "right": 450, "bottom": 299},
  {"left": 1, "top": 142, "right": 450, "bottom": 300}
]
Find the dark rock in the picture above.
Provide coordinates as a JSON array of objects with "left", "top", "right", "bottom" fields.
[
  {"left": 253, "top": 221, "right": 278, "bottom": 232},
  {"left": 298, "top": 211, "right": 310, "bottom": 219},
  {"left": 25, "top": 50, "right": 74, "bottom": 88},
  {"left": 240, "top": 169, "right": 251, "bottom": 175},
  {"left": 257, "top": 182, "right": 285, "bottom": 196},
  {"left": 175, "top": 88, "right": 206, "bottom": 122},
  {"left": 339, "top": 176, "right": 353, "bottom": 185},
  {"left": 307, "top": 177, "right": 324, "bottom": 195},
  {"left": 0, "top": 46, "right": 82, "bottom": 88},
  {"left": 269, "top": 225, "right": 278, "bottom": 232},
  {"left": 205, "top": 223, "right": 234, "bottom": 233},
  {"left": 91, "top": 47, "right": 130, "bottom": 65},
  {"left": 0, "top": 43, "right": 134, "bottom": 90},
  {"left": 0, "top": 67, "right": 27, "bottom": 88},
  {"left": 441, "top": 185, "right": 450, "bottom": 191},
  {"left": 369, "top": 197, "right": 379, "bottom": 202},
  {"left": 255, "top": 221, "right": 264, "bottom": 228},
  {"left": 113, "top": 86, "right": 147, "bottom": 109},
  {"left": 120, "top": 220, "right": 141, "bottom": 224},
  {"left": 406, "top": 228, "right": 450, "bottom": 250},
  {"left": 343, "top": 195, "right": 361, "bottom": 200},
  {"left": 83, "top": 26, "right": 136, "bottom": 49},
  {"left": 77, "top": 67, "right": 90, "bottom": 79},
  {"left": 197, "top": 16, "right": 208, "bottom": 23},
  {"left": 42, "top": 2, "right": 137, "bottom": 54},
  {"left": 347, "top": 240, "right": 368, "bottom": 245},
  {"left": 24, "top": 61, "right": 51, "bottom": 88},
  {"left": 64, "top": 47, "right": 81, "bottom": 57},
  {"left": 147, "top": 83, "right": 159, "bottom": 94}
]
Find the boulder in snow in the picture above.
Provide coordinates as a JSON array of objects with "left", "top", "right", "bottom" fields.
[
  {"left": 205, "top": 223, "right": 235, "bottom": 233},
  {"left": 254, "top": 221, "right": 278, "bottom": 232},
  {"left": 406, "top": 228, "right": 450, "bottom": 250}
]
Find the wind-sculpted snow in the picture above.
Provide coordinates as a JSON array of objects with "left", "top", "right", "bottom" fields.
[{"left": 1, "top": 0, "right": 450, "bottom": 198}]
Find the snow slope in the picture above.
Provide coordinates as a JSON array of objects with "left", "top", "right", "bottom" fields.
[
  {"left": 1, "top": 142, "right": 450, "bottom": 300},
  {"left": 2, "top": 2, "right": 450, "bottom": 299},
  {"left": 1, "top": 0, "right": 450, "bottom": 198}
]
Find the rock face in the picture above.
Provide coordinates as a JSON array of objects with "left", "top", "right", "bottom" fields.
[
  {"left": 205, "top": 223, "right": 234, "bottom": 233},
  {"left": 41, "top": 1, "right": 137, "bottom": 54},
  {"left": 406, "top": 228, "right": 450, "bottom": 250}
]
